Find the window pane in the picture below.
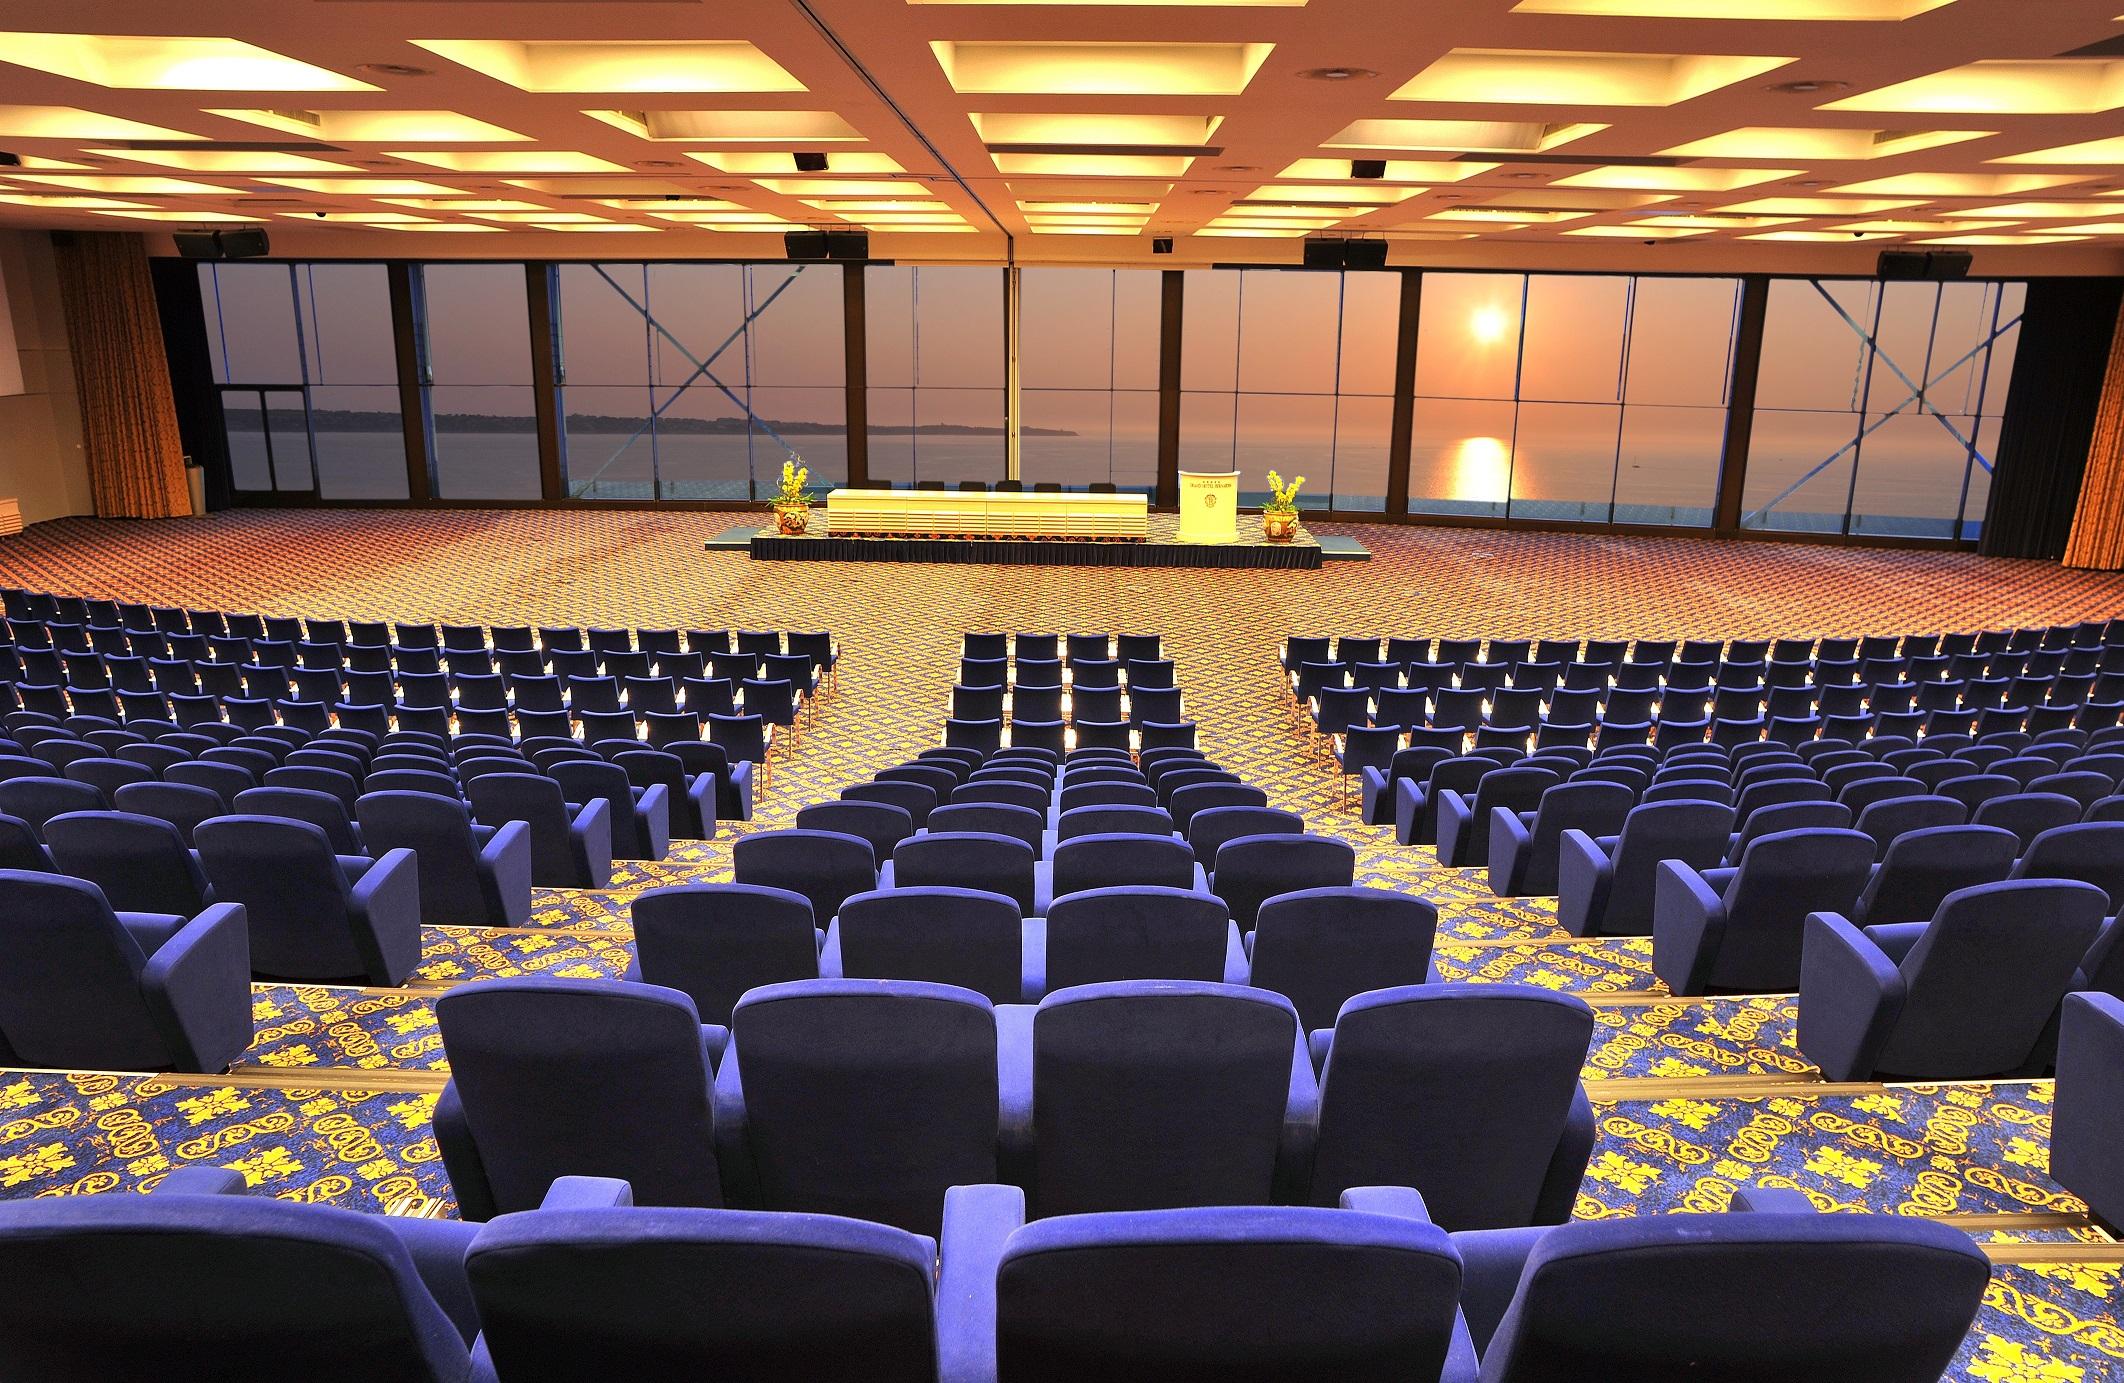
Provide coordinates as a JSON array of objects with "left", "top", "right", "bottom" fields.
[
  {"left": 1330, "top": 395, "right": 1394, "bottom": 512},
  {"left": 1755, "top": 278, "right": 1877, "bottom": 411},
  {"left": 1624, "top": 278, "right": 1738, "bottom": 407},
  {"left": 1415, "top": 273, "right": 1522, "bottom": 400},
  {"left": 296, "top": 264, "right": 397, "bottom": 386},
  {"left": 263, "top": 389, "right": 314, "bottom": 491},
  {"left": 1236, "top": 271, "right": 1339, "bottom": 395},
  {"left": 1510, "top": 402, "right": 1620, "bottom": 522},
  {"left": 1848, "top": 411, "right": 1974, "bottom": 539},
  {"left": 1178, "top": 391, "right": 1236, "bottom": 473},
  {"left": 559, "top": 264, "right": 652, "bottom": 499},
  {"left": 1339, "top": 273, "right": 1400, "bottom": 397},
  {"left": 310, "top": 385, "right": 408, "bottom": 500},
  {"left": 1614, "top": 405, "right": 1721, "bottom": 527},
  {"left": 757, "top": 387, "right": 846, "bottom": 491},
  {"left": 222, "top": 393, "right": 271, "bottom": 490},
  {"left": 1741, "top": 411, "right": 1858, "bottom": 533},
  {"left": 1408, "top": 398, "right": 1514, "bottom": 518},
  {"left": 1233, "top": 394, "right": 1335, "bottom": 509},
  {"left": 199, "top": 264, "right": 301, "bottom": 385},
  {"left": 1180, "top": 269, "right": 1239, "bottom": 392},
  {"left": 1022, "top": 268, "right": 1120, "bottom": 391},
  {"left": 1520, "top": 276, "right": 1627, "bottom": 404},
  {"left": 562, "top": 385, "right": 658, "bottom": 500},
  {"left": 748, "top": 264, "right": 843, "bottom": 388},
  {"left": 865, "top": 266, "right": 1003, "bottom": 483},
  {"left": 423, "top": 264, "right": 541, "bottom": 500}
]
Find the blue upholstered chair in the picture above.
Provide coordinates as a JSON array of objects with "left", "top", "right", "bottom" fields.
[
  {"left": 1434, "top": 767, "right": 1562, "bottom": 869},
  {"left": 824, "top": 887, "right": 1031, "bottom": 1003},
  {"left": 883, "top": 831, "right": 1046, "bottom": 917},
  {"left": 1031, "top": 886, "right": 1244, "bottom": 995},
  {"left": 1797, "top": 879, "right": 2109, "bottom": 1081},
  {"left": 962, "top": 1185, "right": 1471, "bottom": 1383},
  {"left": 626, "top": 883, "right": 821, "bottom": 1027},
  {"left": 1245, "top": 887, "right": 1440, "bottom": 1034},
  {"left": 1360, "top": 746, "right": 1452, "bottom": 826},
  {"left": 194, "top": 816, "right": 421, "bottom": 986},
  {"left": 796, "top": 800, "right": 916, "bottom": 863},
  {"left": 1449, "top": 1195, "right": 1989, "bottom": 1382},
  {"left": 930, "top": 803, "right": 1046, "bottom": 857},
  {"left": 1186, "top": 805, "right": 1303, "bottom": 864},
  {"left": 1652, "top": 827, "right": 1877, "bottom": 995},
  {"left": 42, "top": 810, "right": 213, "bottom": 916},
  {"left": 1557, "top": 799, "right": 1735, "bottom": 938},
  {"left": 610, "top": 747, "right": 718, "bottom": 840},
  {"left": 463, "top": 1175, "right": 949, "bottom": 1383},
  {"left": 234, "top": 784, "right": 368, "bottom": 853},
  {"left": 1049, "top": 834, "right": 1203, "bottom": 896},
  {"left": 2009, "top": 821, "right": 2124, "bottom": 915},
  {"left": 1393, "top": 756, "right": 1491, "bottom": 846},
  {"left": 1012, "top": 981, "right": 1317, "bottom": 1216},
  {"left": 434, "top": 978, "right": 725, "bottom": 1221},
  {"left": 0, "top": 870, "right": 249, "bottom": 1072},
  {"left": 733, "top": 829, "right": 878, "bottom": 925},
  {"left": 0, "top": 1170, "right": 480, "bottom": 1383},
  {"left": 714, "top": 979, "right": 1001, "bottom": 1234},
  {"left": 356, "top": 790, "right": 532, "bottom": 929},
  {"left": 1848, "top": 823, "right": 2019, "bottom": 927},
  {"left": 548, "top": 759, "right": 669, "bottom": 862},
  {"left": 2053, "top": 992, "right": 2124, "bottom": 1233},
  {"left": 466, "top": 772, "right": 612, "bottom": 890},
  {"left": 0, "top": 775, "right": 105, "bottom": 838},
  {"left": 1853, "top": 793, "right": 1965, "bottom": 860},
  {"left": 1487, "top": 781, "right": 1635, "bottom": 897},
  {"left": 1308, "top": 986, "right": 1594, "bottom": 1231},
  {"left": 1208, "top": 833, "right": 1356, "bottom": 930}
]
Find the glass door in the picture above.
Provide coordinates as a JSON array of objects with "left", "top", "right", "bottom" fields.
[{"left": 219, "top": 386, "right": 318, "bottom": 498}]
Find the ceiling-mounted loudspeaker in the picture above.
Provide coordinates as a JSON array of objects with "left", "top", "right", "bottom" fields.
[
  {"left": 173, "top": 232, "right": 223, "bottom": 260},
  {"left": 1350, "top": 159, "right": 1386, "bottom": 180},
  {"left": 784, "top": 229, "right": 829, "bottom": 260},
  {"left": 824, "top": 229, "right": 869, "bottom": 260},
  {"left": 216, "top": 227, "right": 270, "bottom": 260},
  {"left": 1342, "top": 239, "right": 1387, "bottom": 270},
  {"left": 1301, "top": 238, "right": 1343, "bottom": 269},
  {"left": 792, "top": 151, "right": 829, "bottom": 173},
  {"left": 1151, "top": 237, "right": 1173, "bottom": 255},
  {"left": 1877, "top": 249, "right": 1971, "bottom": 281}
]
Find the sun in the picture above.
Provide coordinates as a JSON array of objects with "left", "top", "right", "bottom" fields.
[{"left": 1470, "top": 305, "right": 1510, "bottom": 344}]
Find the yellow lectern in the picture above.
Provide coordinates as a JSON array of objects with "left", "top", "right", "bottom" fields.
[{"left": 1177, "top": 470, "right": 1239, "bottom": 544}]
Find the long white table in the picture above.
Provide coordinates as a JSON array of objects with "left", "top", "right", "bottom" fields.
[{"left": 824, "top": 487, "right": 1149, "bottom": 539}]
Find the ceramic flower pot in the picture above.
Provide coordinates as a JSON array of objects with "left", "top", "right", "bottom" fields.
[
  {"left": 773, "top": 503, "right": 810, "bottom": 535},
  {"left": 1262, "top": 511, "right": 1298, "bottom": 542}
]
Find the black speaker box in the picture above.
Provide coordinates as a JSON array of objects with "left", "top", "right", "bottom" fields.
[
  {"left": 1342, "top": 239, "right": 1388, "bottom": 270},
  {"left": 173, "top": 232, "right": 223, "bottom": 260},
  {"left": 825, "top": 229, "right": 869, "bottom": 260},
  {"left": 792, "top": 151, "right": 830, "bottom": 173},
  {"left": 216, "top": 227, "right": 270, "bottom": 260},
  {"left": 1302, "top": 238, "right": 1343, "bottom": 269},
  {"left": 1350, "top": 159, "right": 1386, "bottom": 180},
  {"left": 784, "top": 229, "right": 829, "bottom": 260}
]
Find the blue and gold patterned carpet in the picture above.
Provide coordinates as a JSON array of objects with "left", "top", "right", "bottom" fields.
[{"left": 3, "top": 509, "right": 2122, "bottom": 1380}]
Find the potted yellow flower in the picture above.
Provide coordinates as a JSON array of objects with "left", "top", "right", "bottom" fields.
[
  {"left": 773, "top": 456, "right": 811, "bottom": 535},
  {"left": 1262, "top": 470, "right": 1305, "bottom": 542}
]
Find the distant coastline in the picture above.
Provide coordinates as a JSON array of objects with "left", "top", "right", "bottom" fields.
[{"left": 230, "top": 408, "right": 1075, "bottom": 437}]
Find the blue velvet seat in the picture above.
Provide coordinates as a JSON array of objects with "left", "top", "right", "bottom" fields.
[
  {"left": 1393, "top": 756, "right": 1491, "bottom": 846},
  {"left": 1208, "top": 833, "right": 1356, "bottom": 929},
  {"left": 1557, "top": 799, "right": 1735, "bottom": 938},
  {"left": 1166, "top": 782, "right": 1266, "bottom": 834},
  {"left": 1308, "top": 986, "right": 1594, "bottom": 1230},
  {"left": 1186, "top": 805, "right": 1303, "bottom": 864},
  {"left": 609, "top": 747, "right": 717, "bottom": 841},
  {"left": 929, "top": 802, "right": 1046, "bottom": 857},
  {"left": 1848, "top": 822, "right": 2019, "bottom": 926},
  {"left": 1033, "top": 886, "right": 1243, "bottom": 994},
  {"left": 795, "top": 800, "right": 915, "bottom": 863},
  {"left": 1434, "top": 767, "right": 1562, "bottom": 869},
  {"left": 883, "top": 831, "right": 1045, "bottom": 917},
  {"left": 1049, "top": 833, "right": 1202, "bottom": 896},
  {"left": 1449, "top": 1194, "right": 1989, "bottom": 1381},
  {"left": 714, "top": 979, "right": 1001, "bottom": 1234},
  {"left": 1487, "top": 781, "right": 1635, "bottom": 897},
  {"left": 626, "top": 882, "right": 820, "bottom": 1026},
  {"left": 733, "top": 829, "right": 879, "bottom": 924},
  {"left": 1014, "top": 981, "right": 1317, "bottom": 1216},
  {"left": 0, "top": 870, "right": 249, "bottom": 1072},
  {"left": 1360, "top": 746, "right": 1452, "bottom": 826},
  {"left": 356, "top": 790, "right": 531, "bottom": 929},
  {"left": 0, "top": 1169, "right": 479, "bottom": 1383},
  {"left": 2053, "top": 992, "right": 2124, "bottom": 1233},
  {"left": 466, "top": 772, "right": 612, "bottom": 890},
  {"left": 1853, "top": 793, "right": 1965, "bottom": 859},
  {"left": 1245, "top": 886, "right": 1439, "bottom": 1033},
  {"left": 548, "top": 759, "right": 669, "bottom": 862},
  {"left": 824, "top": 886, "right": 1030, "bottom": 1002},
  {"left": 463, "top": 1175, "right": 947, "bottom": 1383},
  {"left": 42, "top": 809, "right": 214, "bottom": 916},
  {"left": 194, "top": 815, "right": 421, "bottom": 986},
  {"left": 1652, "top": 826, "right": 1878, "bottom": 995},
  {"left": 1798, "top": 879, "right": 2110, "bottom": 1081},
  {"left": 0, "top": 775, "right": 105, "bottom": 838},
  {"left": 435, "top": 978, "right": 725, "bottom": 1220}
]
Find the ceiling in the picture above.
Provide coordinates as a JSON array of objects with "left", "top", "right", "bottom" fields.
[{"left": 1, "top": 0, "right": 2123, "bottom": 273}]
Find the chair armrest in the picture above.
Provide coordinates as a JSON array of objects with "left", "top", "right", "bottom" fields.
[
  {"left": 540, "top": 1176, "right": 635, "bottom": 1210},
  {"left": 725, "top": 761, "right": 754, "bottom": 821},
  {"left": 1532, "top": 1084, "right": 1595, "bottom": 1226},
  {"left": 1276, "top": 1025, "right": 1321, "bottom": 1205},
  {"left": 1651, "top": 860, "right": 1726, "bottom": 997},
  {"left": 347, "top": 849, "right": 422, "bottom": 987},
  {"left": 151, "top": 1165, "right": 249, "bottom": 1196},
  {"left": 478, "top": 819, "right": 532, "bottom": 927},
  {"left": 1860, "top": 920, "right": 1928, "bottom": 965},
  {"left": 1729, "top": 1186, "right": 1818, "bottom": 1215},
  {"left": 1446, "top": 1225, "right": 1548, "bottom": 1356},
  {"left": 710, "top": 1038, "right": 758, "bottom": 1207},
  {"left": 1554, "top": 829, "right": 1611, "bottom": 937},
  {"left": 1222, "top": 921, "right": 1249, "bottom": 985},
  {"left": 636, "top": 783, "right": 672, "bottom": 860},
  {"left": 699, "top": 1023, "right": 729, "bottom": 1069},
  {"left": 687, "top": 773, "right": 718, "bottom": 840},
  {"left": 569, "top": 797, "right": 614, "bottom": 889},
  {"left": 1796, "top": 912, "right": 1906, "bottom": 1083},
  {"left": 995, "top": 1003, "right": 1035, "bottom": 1188},
  {"left": 1359, "top": 765, "right": 1391, "bottom": 825},
  {"left": 1020, "top": 918, "right": 1045, "bottom": 1003},
  {"left": 1434, "top": 790, "right": 1473, "bottom": 867},
  {"left": 819, "top": 919, "right": 846, "bottom": 979},
  {"left": 433, "top": 1079, "right": 500, "bottom": 1222},
  {"left": 1309, "top": 1028, "right": 1333, "bottom": 1075},
  {"left": 1393, "top": 778, "right": 1424, "bottom": 846},
  {"left": 1487, "top": 808, "right": 1532, "bottom": 897},
  {"left": 139, "top": 902, "right": 252, "bottom": 1072},
  {"left": 2054, "top": 992, "right": 2124, "bottom": 1229},
  {"left": 1339, "top": 1184, "right": 1434, "bottom": 1221},
  {"left": 937, "top": 1183, "right": 1025, "bottom": 1383}
]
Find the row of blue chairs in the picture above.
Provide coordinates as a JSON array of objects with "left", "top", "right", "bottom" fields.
[
  {"left": 962, "top": 632, "right": 1164, "bottom": 663},
  {"left": 0, "top": 1167, "right": 1997, "bottom": 1382}
]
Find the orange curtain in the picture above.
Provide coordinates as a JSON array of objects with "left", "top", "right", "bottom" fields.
[
  {"left": 2064, "top": 302, "right": 2124, "bottom": 569},
  {"left": 52, "top": 231, "right": 192, "bottom": 518}
]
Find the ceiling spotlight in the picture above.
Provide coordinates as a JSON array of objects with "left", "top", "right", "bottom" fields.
[
  {"left": 1298, "top": 66, "right": 1380, "bottom": 82},
  {"left": 1767, "top": 78, "right": 1851, "bottom": 94},
  {"left": 637, "top": 159, "right": 685, "bottom": 169},
  {"left": 356, "top": 62, "right": 431, "bottom": 78},
  {"left": 1793, "top": 179, "right": 1830, "bottom": 188},
  {"left": 793, "top": 151, "right": 830, "bottom": 173},
  {"left": 1219, "top": 164, "right": 1259, "bottom": 173},
  {"left": 1503, "top": 171, "right": 1540, "bottom": 180},
  {"left": 1350, "top": 159, "right": 1385, "bottom": 180}
]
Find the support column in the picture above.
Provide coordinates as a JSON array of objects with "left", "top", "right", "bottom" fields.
[
  {"left": 1155, "top": 269, "right": 1183, "bottom": 509},
  {"left": 1712, "top": 276, "right": 1769, "bottom": 534},
  {"left": 1004, "top": 265, "right": 1022, "bottom": 482}
]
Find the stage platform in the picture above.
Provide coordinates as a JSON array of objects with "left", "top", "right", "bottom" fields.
[{"left": 715, "top": 513, "right": 1356, "bottom": 568}]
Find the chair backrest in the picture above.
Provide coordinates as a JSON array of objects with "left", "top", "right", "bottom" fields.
[
  {"left": 834, "top": 886, "right": 1024, "bottom": 1003},
  {"left": 1463, "top": 767, "right": 1564, "bottom": 859},
  {"left": 1249, "top": 887, "right": 1440, "bottom": 1034},
  {"left": 890, "top": 831, "right": 1037, "bottom": 915},
  {"left": 111, "top": 781, "right": 225, "bottom": 845},
  {"left": 0, "top": 1192, "right": 473, "bottom": 1383},
  {"left": 996, "top": 1205, "right": 1462, "bottom": 1383},
  {"left": 1212, "top": 833, "right": 1356, "bottom": 930},
  {"left": 1516, "top": 782, "right": 1635, "bottom": 893},
  {"left": 729, "top": 978, "right": 999, "bottom": 1235},
  {"left": 1314, "top": 986, "right": 1594, "bottom": 1230},
  {"left": 547, "top": 759, "right": 636, "bottom": 828},
  {"left": 436, "top": 978, "right": 721, "bottom": 1216},
  {"left": 1467, "top": 1212, "right": 1989, "bottom": 1383},
  {"left": 1032, "top": 980, "right": 1298, "bottom": 1217},
  {"left": 1604, "top": 800, "right": 1736, "bottom": 926},
  {"left": 2010, "top": 821, "right": 2124, "bottom": 909},
  {"left": 193, "top": 815, "right": 369, "bottom": 978},
  {"left": 1703, "top": 828, "right": 1877, "bottom": 986},
  {"left": 1880, "top": 879, "right": 2111, "bottom": 1079},
  {"left": 793, "top": 801, "right": 915, "bottom": 864},
  {"left": 466, "top": 772, "right": 575, "bottom": 873},
  {"left": 465, "top": 1196, "right": 937, "bottom": 1383},
  {"left": 0, "top": 776, "right": 106, "bottom": 837},
  {"left": 1852, "top": 794, "right": 1966, "bottom": 860},
  {"left": 1051, "top": 834, "right": 1198, "bottom": 897},
  {"left": 1971, "top": 792, "right": 2085, "bottom": 852},
  {"left": 928, "top": 802, "right": 1045, "bottom": 856},
  {"left": 732, "top": 829, "right": 877, "bottom": 923},
  {"left": 0, "top": 869, "right": 169, "bottom": 1068},
  {"left": 42, "top": 811, "right": 210, "bottom": 916},
  {"left": 1166, "top": 782, "right": 1266, "bottom": 833},
  {"left": 1187, "top": 805, "right": 1304, "bottom": 862},
  {"left": 355, "top": 790, "right": 490, "bottom": 923},
  {"left": 1044, "top": 887, "right": 1231, "bottom": 991},
  {"left": 1055, "top": 804, "right": 1174, "bottom": 843},
  {"left": 953, "top": 779, "right": 1046, "bottom": 813},
  {"left": 1855, "top": 823, "right": 2019, "bottom": 926},
  {"left": 631, "top": 883, "right": 817, "bottom": 1026},
  {"left": 843, "top": 779, "right": 938, "bottom": 830}
]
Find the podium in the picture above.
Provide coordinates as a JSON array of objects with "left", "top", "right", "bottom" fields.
[{"left": 1177, "top": 470, "right": 1239, "bottom": 544}]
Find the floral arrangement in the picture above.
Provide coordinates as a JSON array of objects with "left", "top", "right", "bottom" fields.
[
  {"left": 775, "top": 456, "right": 811, "bottom": 508},
  {"left": 1263, "top": 470, "right": 1306, "bottom": 515}
]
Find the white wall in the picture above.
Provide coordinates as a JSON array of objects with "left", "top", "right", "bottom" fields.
[{"left": 0, "top": 230, "right": 92, "bottom": 523}]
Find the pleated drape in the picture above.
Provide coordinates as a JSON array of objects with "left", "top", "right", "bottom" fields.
[
  {"left": 52, "top": 231, "right": 193, "bottom": 518},
  {"left": 2063, "top": 302, "right": 2124, "bottom": 570},
  {"left": 1981, "top": 279, "right": 2124, "bottom": 560}
]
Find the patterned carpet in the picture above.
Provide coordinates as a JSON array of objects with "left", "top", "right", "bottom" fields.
[{"left": 3, "top": 508, "right": 2123, "bottom": 1380}]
